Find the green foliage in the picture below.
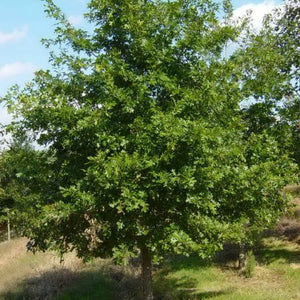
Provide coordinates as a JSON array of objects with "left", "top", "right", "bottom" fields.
[
  {"left": 0, "top": 137, "right": 56, "bottom": 229},
  {"left": 1, "top": 0, "right": 297, "bottom": 270},
  {"left": 236, "top": 0, "right": 300, "bottom": 168},
  {"left": 0, "top": 139, "right": 33, "bottom": 223},
  {"left": 0, "top": 151, "right": 15, "bottom": 223},
  {"left": 275, "top": 0, "right": 300, "bottom": 166}
]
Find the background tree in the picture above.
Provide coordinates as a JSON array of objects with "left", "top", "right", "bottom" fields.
[
  {"left": 0, "top": 137, "right": 52, "bottom": 236},
  {"left": 2, "top": 0, "right": 297, "bottom": 298},
  {"left": 0, "top": 139, "right": 31, "bottom": 227},
  {"left": 275, "top": 0, "right": 300, "bottom": 167},
  {"left": 236, "top": 0, "right": 300, "bottom": 168}
]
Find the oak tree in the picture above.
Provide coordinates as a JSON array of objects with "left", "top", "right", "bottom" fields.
[{"left": 3, "top": 0, "right": 297, "bottom": 298}]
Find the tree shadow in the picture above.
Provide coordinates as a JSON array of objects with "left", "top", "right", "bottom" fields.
[
  {"left": 154, "top": 255, "right": 233, "bottom": 300},
  {"left": 1, "top": 254, "right": 234, "bottom": 300},
  {"left": 2, "top": 267, "right": 81, "bottom": 300},
  {"left": 195, "top": 290, "right": 233, "bottom": 300},
  {"left": 161, "top": 254, "right": 213, "bottom": 272},
  {"left": 0, "top": 261, "right": 140, "bottom": 300},
  {"left": 256, "top": 247, "right": 300, "bottom": 265},
  {"left": 154, "top": 274, "right": 233, "bottom": 300}
]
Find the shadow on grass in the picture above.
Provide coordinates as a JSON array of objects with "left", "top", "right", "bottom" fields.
[
  {"left": 154, "top": 274, "right": 233, "bottom": 300},
  {"left": 195, "top": 290, "right": 233, "bottom": 300},
  {"left": 256, "top": 247, "right": 300, "bottom": 265},
  {"left": 162, "top": 254, "right": 213, "bottom": 272},
  {"left": 1, "top": 262, "right": 140, "bottom": 300},
  {"left": 1, "top": 255, "right": 232, "bottom": 300},
  {"left": 154, "top": 255, "right": 233, "bottom": 300}
]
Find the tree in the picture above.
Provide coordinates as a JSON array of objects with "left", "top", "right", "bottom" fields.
[
  {"left": 235, "top": 0, "right": 300, "bottom": 168},
  {"left": 2, "top": 0, "right": 296, "bottom": 298},
  {"left": 274, "top": 0, "right": 300, "bottom": 167},
  {"left": 0, "top": 138, "right": 51, "bottom": 237}
]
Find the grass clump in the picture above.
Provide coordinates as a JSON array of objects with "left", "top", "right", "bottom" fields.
[
  {"left": 244, "top": 251, "right": 255, "bottom": 278},
  {"left": 284, "top": 184, "right": 300, "bottom": 197}
]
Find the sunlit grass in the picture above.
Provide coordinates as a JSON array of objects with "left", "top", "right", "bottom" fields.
[{"left": 152, "top": 238, "right": 300, "bottom": 300}]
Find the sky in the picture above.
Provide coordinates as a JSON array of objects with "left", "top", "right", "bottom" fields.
[{"left": 0, "top": 0, "right": 283, "bottom": 126}]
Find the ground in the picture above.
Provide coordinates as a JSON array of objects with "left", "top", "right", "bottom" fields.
[{"left": 1, "top": 236, "right": 300, "bottom": 299}]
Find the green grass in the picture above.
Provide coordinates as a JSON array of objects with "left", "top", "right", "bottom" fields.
[
  {"left": 153, "top": 256, "right": 227, "bottom": 299},
  {"left": 153, "top": 257, "right": 281, "bottom": 300},
  {"left": 152, "top": 238, "right": 300, "bottom": 300},
  {"left": 54, "top": 269, "right": 112, "bottom": 300}
]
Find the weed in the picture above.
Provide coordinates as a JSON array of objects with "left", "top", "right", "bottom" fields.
[{"left": 244, "top": 251, "right": 255, "bottom": 278}]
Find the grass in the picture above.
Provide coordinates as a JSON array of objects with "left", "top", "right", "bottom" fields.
[
  {"left": 284, "top": 184, "right": 300, "bottom": 197},
  {"left": 54, "top": 268, "right": 112, "bottom": 300},
  {"left": 2, "top": 237, "right": 300, "bottom": 299},
  {"left": 153, "top": 256, "right": 229, "bottom": 300},
  {"left": 0, "top": 238, "right": 85, "bottom": 300},
  {"left": 0, "top": 238, "right": 141, "bottom": 300},
  {"left": 152, "top": 246, "right": 296, "bottom": 300}
]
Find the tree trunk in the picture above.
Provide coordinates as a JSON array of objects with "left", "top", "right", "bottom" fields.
[
  {"left": 140, "top": 245, "right": 153, "bottom": 300},
  {"left": 238, "top": 245, "right": 246, "bottom": 270}
]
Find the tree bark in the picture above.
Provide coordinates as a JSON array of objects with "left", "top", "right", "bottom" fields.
[
  {"left": 140, "top": 245, "right": 153, "bottom": 300},
  {"left": 238, "top": 245, "right": 246, "bottom": 270}
]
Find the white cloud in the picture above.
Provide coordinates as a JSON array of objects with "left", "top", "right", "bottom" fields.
[
  {"left": 0, "top": 26, "right": 28, "bottom": 46},
  {"left": 0, "top": 62, "right": 37, "bottom": 79},
  {"left": 233, "top": 0, "right": 279, "bottom": 29},
  {"left": 68, "top": 15, "right": 83, "bottom": 26}
]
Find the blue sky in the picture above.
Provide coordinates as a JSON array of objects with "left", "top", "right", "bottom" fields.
[{"left": 0, "top": 0, "right": 282, "bottom": 125}]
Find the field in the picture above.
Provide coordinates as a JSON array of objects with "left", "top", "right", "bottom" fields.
[{"left": 1, "top": 236, "right": 300, "bottom": 299}]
